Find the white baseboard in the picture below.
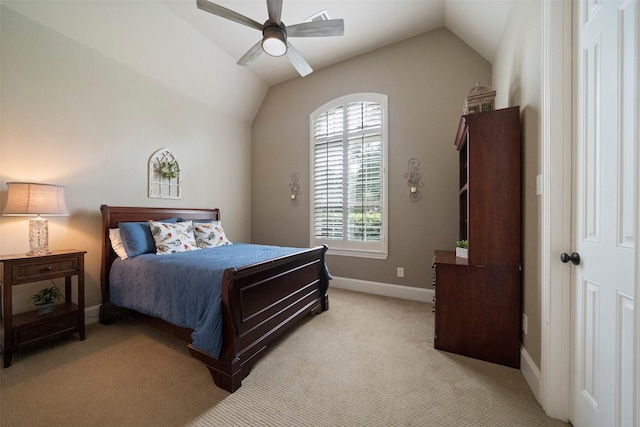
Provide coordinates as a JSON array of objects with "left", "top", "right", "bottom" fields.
[
  {"left": 330, "top": 276, "right": 434, "bottom": 303},
  {"left": 520, "top": 345, "right": 541, "bottom": 403},
  {"left": 85, "top": 304, "right": 101, "bottom": 324}
]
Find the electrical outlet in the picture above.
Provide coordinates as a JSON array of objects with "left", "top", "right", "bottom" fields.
[
  {"left": 397, "top": 267, "right": 404, "bottom": 278},
  {"left": 522, "top": 313, "right": 528, "bottom": 335}
]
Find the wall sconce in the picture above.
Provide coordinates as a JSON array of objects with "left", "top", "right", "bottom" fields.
[
  {"left": 289, "top": 172, "right": 301, "bottom": 206},
  {"left": 405, "top": 158, "right": 424, "bottom": 202},
  {"left": 3, "top": 182, "right": 69, "bottom": 255}
]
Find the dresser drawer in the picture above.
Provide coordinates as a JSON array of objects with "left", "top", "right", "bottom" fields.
[
  {"left": 13, "top": 313, "right": 78, "bottom": 347},
  {"left": 9, "top": 258, "right": 79, "bottom": 283}
]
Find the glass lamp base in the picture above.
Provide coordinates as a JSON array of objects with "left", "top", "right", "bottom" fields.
[
  {"left": 27, "top": 248, "right": 52, "bottom": 256},
  {"left": 27, "top": 217, "right": 51, "bottom": 256}
]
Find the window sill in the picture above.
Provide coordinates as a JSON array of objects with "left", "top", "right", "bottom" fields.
[{"left": 325, "top": 247, "right": 388, "bottom": 260}]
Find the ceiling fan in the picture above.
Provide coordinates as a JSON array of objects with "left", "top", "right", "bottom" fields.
[{"left": 196, "top": 0, "right": 344, "bottom": 77}]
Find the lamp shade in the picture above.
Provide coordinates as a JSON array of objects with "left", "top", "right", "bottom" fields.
[{"left": 3, "top": 182, "right": 69, "bottom": 216}]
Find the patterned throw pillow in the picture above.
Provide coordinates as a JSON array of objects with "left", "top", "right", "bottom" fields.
[
  {"left": 149, "top": 220, "right": 199, "bottom": 255},
  {"left": 192, "top": 221, "right": 233, "bottom": 249}
]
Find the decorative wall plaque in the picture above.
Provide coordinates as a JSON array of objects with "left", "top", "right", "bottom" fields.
[{"left": 148, "top": 148, "right": 182, "bottom": 199}]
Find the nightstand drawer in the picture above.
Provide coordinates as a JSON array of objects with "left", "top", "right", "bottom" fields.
[
  {"left": 13, "top": 313, "right": 78, "bottom": 347},
  {"left": 10, "top": 258, "right": 79, "bottom": 282}
]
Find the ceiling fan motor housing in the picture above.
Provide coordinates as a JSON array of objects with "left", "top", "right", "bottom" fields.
[{"left": 262, "top": 22, "right": 288, "bottom": 57}]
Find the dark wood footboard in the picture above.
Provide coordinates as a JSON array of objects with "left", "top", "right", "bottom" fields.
[
  {"left": 188, "top": 245, "right": 329, "bottom": 392},
  {"left": 99, "top": 205, "right": 329, "bottom": 393}
]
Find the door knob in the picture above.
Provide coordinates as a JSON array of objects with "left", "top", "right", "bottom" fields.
[{"left": 560, "top": 252, "right": 580, "bottom": 265}]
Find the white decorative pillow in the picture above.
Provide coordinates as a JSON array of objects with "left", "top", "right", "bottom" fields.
[
  {"left": 109, "top": 228, "right": 129, "bottom": 260},
  {"left": 193, "top": 221, "right": 233, "bottom": 249},
  {"left": 149, "top": 220, "right": 199, "bottom": 255}
]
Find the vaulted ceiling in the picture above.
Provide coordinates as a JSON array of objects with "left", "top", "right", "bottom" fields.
[
  {"left": 165, "top": 0, "right": 513, "bottom": 86},
  {"left": 2, "top": 0, "right": 512, "bottom": 123}
]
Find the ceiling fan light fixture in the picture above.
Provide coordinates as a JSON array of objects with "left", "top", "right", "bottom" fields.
[{"left": 262, "top": 24, "right": 287, "bottom": 57}]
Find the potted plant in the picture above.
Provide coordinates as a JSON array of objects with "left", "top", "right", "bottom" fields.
[
  {"left": 455, "top": 240, "right": 468, "bottom": 258},
  {"left": 29, "top": 286, "right": 63, "bottom": 315}
]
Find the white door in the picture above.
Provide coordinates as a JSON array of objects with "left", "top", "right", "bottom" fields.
[{"left": 572, "top": 0, "right": 637, "bottom": 426}]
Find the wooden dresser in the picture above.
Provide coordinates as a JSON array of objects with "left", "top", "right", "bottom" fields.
[{"left": 433, "top": 107, "right": 521, "bottom": 368}]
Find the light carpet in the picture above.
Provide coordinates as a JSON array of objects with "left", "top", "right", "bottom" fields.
[{"left": 0, "top": 288, "right": 569, "bottom": 426}]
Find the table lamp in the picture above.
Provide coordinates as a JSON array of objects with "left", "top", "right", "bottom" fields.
[{"left": 3, "top": 182, "right": 69, "bottom": 256}]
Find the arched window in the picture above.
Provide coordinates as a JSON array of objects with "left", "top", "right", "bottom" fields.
[{"left": 310, "top": 93, "right": 388, "bottom": 259}]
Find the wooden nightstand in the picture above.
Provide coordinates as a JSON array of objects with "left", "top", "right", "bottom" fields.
[{"left": 1, "top": 249, "right": 86, "bottom": 367}]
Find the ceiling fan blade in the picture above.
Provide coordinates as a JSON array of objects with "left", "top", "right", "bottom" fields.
[
  {"left": 287, "top": 19, "right": 344, "bottom": 37},
  {"left": 266, "top": 0, "right": 283, "bottom": 24},
  {"left": 237, "top": 40, "right": 264, "bottom": 66},
  {"left": 196, "top": 0, "right": 263, "bottom": 31},
  {"left": 286, "top": 42, "right": 313, "bottom": 77}
]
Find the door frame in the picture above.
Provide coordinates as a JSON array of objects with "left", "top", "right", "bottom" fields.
[
  {"left": 635, "top": 2, "right": 640, "bottom": 422},
  {"left": 539, "top": 0, "right": 640, "bottom": 423},
  {"left": 634, "top": 3, "right": 640, "bottom": 425},
  {"left": 539, "top": 0, "right": 573, "bottom": 420}
]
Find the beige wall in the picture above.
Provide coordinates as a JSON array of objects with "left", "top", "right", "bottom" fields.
[
  {"left": 492, "top": 1, "right": 543, "bottom": 367},
  {"left": 0, "top": 8, "right": 252, "bottom": 313},
  {"left": 252, "top": 28, "right": 491, "bottom": 289}
]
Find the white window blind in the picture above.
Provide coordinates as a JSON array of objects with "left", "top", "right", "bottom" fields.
[{"left": 310, "top": 93, "right": 388, "bottom": 259}]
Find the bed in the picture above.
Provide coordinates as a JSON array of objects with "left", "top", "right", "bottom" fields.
[{"left": 99, "top": 205, "right": 329, "bottom": 392}]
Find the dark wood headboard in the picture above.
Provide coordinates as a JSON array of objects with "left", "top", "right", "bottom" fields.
[{"left": 99, "top": 205, "right": 220, "bottom": 305}]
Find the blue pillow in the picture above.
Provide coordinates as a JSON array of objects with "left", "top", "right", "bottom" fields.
[{"left": 119, "top": 218, "right": 177, "bottom": 257}]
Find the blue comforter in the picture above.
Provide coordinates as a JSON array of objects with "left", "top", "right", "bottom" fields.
[{"left": 109, "top": 243, "right": 306, "bottom": 358}]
